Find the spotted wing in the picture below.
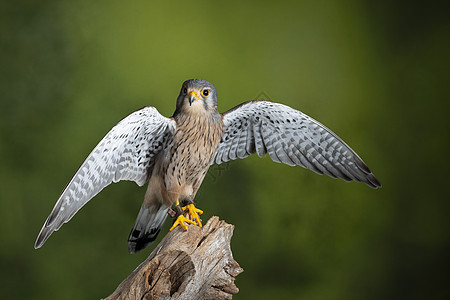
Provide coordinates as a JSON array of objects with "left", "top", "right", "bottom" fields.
[
  {"left": 35, "top": 106, "right": 176, "bottom": 249},
  {"left": 214, "top": 100, "right": 381, "bottom": 188}
]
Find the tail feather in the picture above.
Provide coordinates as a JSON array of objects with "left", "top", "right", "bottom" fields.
[{"left": 127, "top": 203, "right": 169, "bottom": 253}]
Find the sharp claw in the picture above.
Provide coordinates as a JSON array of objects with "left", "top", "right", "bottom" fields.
[
  {"left": 182, "top": 204, "right": 203, "bottom": 227},
  {"left": 169, "top": 215, "right": 196, "bottom": 231}
]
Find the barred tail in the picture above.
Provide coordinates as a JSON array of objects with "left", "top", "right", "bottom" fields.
[{"left": 127, "top": 203, "right": 169, "bottom": 253}]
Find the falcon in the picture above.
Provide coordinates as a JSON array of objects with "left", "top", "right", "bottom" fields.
[{"left": 35, "top": 79, "right": 381, "bottom": 253}]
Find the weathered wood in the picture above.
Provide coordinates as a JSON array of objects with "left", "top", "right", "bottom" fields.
[{"left": 105, "top": 217, "right": 243, "bottom": 300}]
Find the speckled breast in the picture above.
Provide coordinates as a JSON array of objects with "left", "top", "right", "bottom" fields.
[{"left": 166, "top": 115, "right": 224, "bottom": 186}]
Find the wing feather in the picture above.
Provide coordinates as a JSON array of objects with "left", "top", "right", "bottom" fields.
[
  {"left": 214, "top": 100, "right": 381, "bottom": 188},
  {"left": 35, "top": 106, "right": 176, "bottom": 248}
]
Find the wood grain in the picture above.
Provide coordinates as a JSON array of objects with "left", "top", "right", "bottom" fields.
[{"left": 105, "top": 216, "right": 243, "bottom": 300}]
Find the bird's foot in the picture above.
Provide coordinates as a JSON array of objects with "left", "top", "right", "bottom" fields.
[
  {"left": 169, "top": 214, "right": 196, "bottom": 231},
  {"left": 169, "top": 200, "right": 203, "bottom": 231},
  {"left": 182, "top": 203, "right": 203, "bottom": 227}
]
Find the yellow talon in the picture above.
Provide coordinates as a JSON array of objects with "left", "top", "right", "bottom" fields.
[
  {"left": 169, "top": 214, "right": 196, "bottom": 231},
  {"left": 182, "top": 204, "right": 204, "bottom": 227}
]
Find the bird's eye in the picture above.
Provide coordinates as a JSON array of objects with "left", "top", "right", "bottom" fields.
[
  {"left": 202, "top": 89, "right": 209, "bottom": 97},
  {"left": 183, "top": 87, "right": 187, "bottom": 94}
]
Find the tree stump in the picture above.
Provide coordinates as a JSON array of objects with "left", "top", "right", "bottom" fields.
[{"left": 105, "top": 216, "right": 243, "bottom": 300}]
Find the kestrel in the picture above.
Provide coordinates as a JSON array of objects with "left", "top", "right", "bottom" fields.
[{"left": 35, "top": 79, "right": 381, "bottom": 253}]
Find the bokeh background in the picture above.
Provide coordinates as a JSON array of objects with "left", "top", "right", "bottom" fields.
[{"left": 1, "top": 0, "right": 449, "bottom": 299}]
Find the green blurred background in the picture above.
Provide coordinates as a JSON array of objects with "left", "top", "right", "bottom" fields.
[{"left": 1, "top": 0, "right": 449, "bottom": 299}]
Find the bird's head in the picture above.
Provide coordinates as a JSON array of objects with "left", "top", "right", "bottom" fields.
[{"left": 175, "top": 79, "right": 218, "bottom": 116}]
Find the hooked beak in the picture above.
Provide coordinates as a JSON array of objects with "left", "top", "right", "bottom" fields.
[{"left": 188, "top": 91, "right": 199, "bottom": 106}]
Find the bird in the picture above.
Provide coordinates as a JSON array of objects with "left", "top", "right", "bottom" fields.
[{"left": 34, "top": 79, "right": 381, "bottom": 253}]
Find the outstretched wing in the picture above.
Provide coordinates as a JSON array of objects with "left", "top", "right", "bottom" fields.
[
  {"left": 214, "top": 100, "right": 381, "bottom": 188},
  {"left": 35, "top": 106, "right": 176, "bottom": 249}
]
